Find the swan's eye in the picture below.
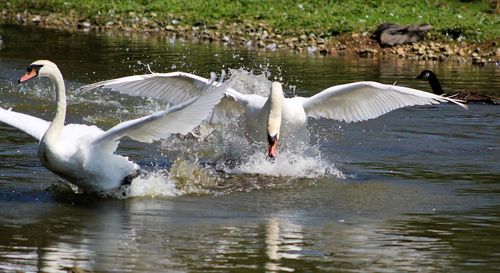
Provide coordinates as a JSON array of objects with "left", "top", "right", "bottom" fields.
[
  {"left": 32, "top": 64, "right": 43, "bottom": 71},
  {"left": 27, "top": 64, "right": 43, "bottom": 74}
]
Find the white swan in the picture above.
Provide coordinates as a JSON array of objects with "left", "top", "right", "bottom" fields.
[
  {"left": 0, "top": 61, "right": 225, "bottom": 192},
  {"left": 79, "top": 72, "right": 467, "bottom": 158}
]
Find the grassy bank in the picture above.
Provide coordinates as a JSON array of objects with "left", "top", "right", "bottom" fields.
[
  {"left": 2, "top": 0, "right": 499, "bottom": 41},
  {"left": 1, "top": 0, "right": 499, "bottom": 64}
]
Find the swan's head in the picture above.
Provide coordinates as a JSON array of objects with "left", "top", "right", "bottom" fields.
[
  {"left": 267, "top": 82, "right": 283, "bottom": 158},
  {"left": 19, "top": 60, "right": 59, "bottom": 83},
  {"left": 415, "top": 70, "right": 434, "bottom": 80},
  {"left": 267, "top": 132, "right": 279, "bottom": 158}
]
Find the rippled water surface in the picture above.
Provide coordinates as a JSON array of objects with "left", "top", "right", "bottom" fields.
[{"left": 0, "top": 25, "right": 499, "bottom": 272}]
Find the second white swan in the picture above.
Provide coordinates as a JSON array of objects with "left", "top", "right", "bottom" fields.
[{"left": 79, "top": 71, "right": 467, "bottom": 158}]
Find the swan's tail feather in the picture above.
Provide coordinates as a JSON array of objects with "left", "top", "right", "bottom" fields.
[
  {"left": 442, "top": 97, "right": 468, "bottom": 109},
  {"left": 204, "top": 72, "right": 217, "bottom": 92},
  {"left": 146, "top": 64, "right": 154, "bottom": 74},
  {"left": 220, "top": 70, "right": 227, "bottom": 83}
]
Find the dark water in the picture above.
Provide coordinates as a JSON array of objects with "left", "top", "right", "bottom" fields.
[{"left": 0, "top": 24, "right": 499, "bottom": 272}]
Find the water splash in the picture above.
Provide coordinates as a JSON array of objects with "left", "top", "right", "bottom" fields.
[
  {"left": 226, "top": 150, "right": 345, "bottom": 179},
  {"left": 116, "top": 170, "right": 179, "bottom": 198},
  {"left": 167, "top": 158, "right": 219, "bottom": 195},
  {"left": 158, "top": 69, "right": 346, "bottom": 180},
  {"left": 226, "top": 68, "right": 272, "bottom": 96},
  {"left": 110, "top": 158, "right": 220, "bottom": 199}
]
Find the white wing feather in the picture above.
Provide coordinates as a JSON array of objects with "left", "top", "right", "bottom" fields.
[
  {"left": 80, "top": 71, "right": 252, "bottom": 123},
  {"left": 91, "top": 83, "right": 227, "bottom": 146},
  {"left": 302, "top": 81, "right": 467, "bottom": 123},
  {"left": 78, "top": 72, "right": 211, "bottom": 105},
  {"left": 0, "top": 107, "right": 50, "bottom": 140}
]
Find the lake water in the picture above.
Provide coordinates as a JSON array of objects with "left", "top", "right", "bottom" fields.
[{"left": 0, "top": 24, "right": 499, "bottom": 272}]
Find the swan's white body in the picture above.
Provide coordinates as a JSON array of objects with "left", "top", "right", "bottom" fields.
[
  {"left": 0, "top": 61, "right": 225, "bottom": 192},
  {"left": 80, "top": 71, "right": 467, "bottom": 156},
  {"left": 242, "top": 88, "right": 308, "bottom": 149}
]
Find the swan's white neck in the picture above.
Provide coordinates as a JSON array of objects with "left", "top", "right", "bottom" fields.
[
  {"left": 42, "top": 68, "right": 66, "bottom": 145},
  {"left": 267, "top": 82, "right": 283, "bottom": 138}
]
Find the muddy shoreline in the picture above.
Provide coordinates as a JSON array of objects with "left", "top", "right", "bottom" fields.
[{"left": 1, "top": 10, "right": 499, "bottom": 65}]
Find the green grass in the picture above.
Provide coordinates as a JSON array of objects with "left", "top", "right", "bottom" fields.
[{"left": 2, "top": 0, "right": 499, "bottom": 41}]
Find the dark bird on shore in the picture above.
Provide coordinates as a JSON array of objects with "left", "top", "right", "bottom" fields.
[
  {"left": 371, "top": 23, "right": 433, "bottom": 47},
  {"left": 415, "top": 70, "right": 498, "bottom": 104}
]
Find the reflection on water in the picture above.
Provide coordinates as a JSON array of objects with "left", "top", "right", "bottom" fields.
[
  {"left": 0, "top": 24, "right": 499, "bottom": 272},
  {"left": 265, "top": 218, "right": 303, "bottom": 272},
  {"left": 1, "top": 193, "right": 497, "bottom": 272}
]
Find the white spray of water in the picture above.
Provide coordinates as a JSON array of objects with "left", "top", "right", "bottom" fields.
[
  {"left": 109, "top": 158, "right": 220, "bottom": 199},
  {"left": 118, "top": 171, "right": 180, "bottom": 198},
  {"left": 225, "top": 68, "right": 272, "bottom": 96},
  {"left": 226, "top": 150, "right": 345, "bottom": 179}
]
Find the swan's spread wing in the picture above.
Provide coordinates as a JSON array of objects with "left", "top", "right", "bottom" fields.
[
  {"left": 209, "top": 88, "right": 250, "bottom": 123},
  {"left": 302, "top": 81, "right": 467, "bottom": 123},
  {"left": 79, "top": 71, "right": 254, "bottom": 123},
  {"left": 92, "top": 84, "right": 227, "bottom": 146},
  {"left": 0, "top": 107, "right": 50, "bottom": 140},
  {"left": 78, "top": 72, "right": 211, "bottom": 105}
]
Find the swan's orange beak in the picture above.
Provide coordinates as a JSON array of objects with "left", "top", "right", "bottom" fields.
[
  {"left": 267, "top": 134, "right": 278, "bottom": 158},
  {"left": 18, "top": 69, "right": 38, "bottom": 83}
]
